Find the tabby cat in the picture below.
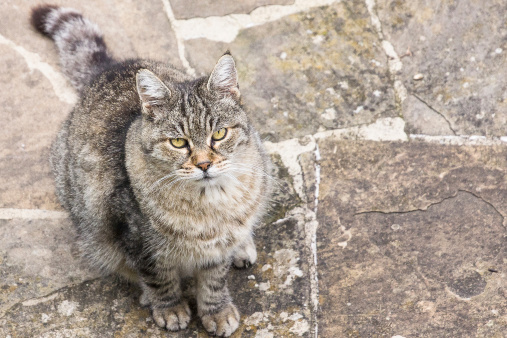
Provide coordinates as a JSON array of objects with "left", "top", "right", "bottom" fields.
[{"left": 31, "top": 5, "right": 272, "bottom": 336}]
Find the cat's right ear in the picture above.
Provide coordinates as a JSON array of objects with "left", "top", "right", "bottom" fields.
[{"left": 136, "top": 69, "right": 171, "bottom": 118}]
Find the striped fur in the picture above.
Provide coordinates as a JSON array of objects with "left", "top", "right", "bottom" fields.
[
  {"left": 31, "top": 5, "right": 113, "bottom": 92},
  {"left": 32, "top": 5, "right": 272, "bottom": 337}
]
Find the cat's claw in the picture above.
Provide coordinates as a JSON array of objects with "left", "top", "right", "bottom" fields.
[
  {"left": 201, "top": 303, "right": 240, "bottom": 337},
  {"left": 152, "top": 301, "right": 191, "bottom": 331}
]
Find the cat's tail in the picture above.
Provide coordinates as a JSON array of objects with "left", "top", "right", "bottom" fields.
[{"left": 30, "top": 5, "right": 115, "bottom": 92}]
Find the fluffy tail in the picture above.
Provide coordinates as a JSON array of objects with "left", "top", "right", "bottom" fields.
[{"left": 31, "top": 5, "right": 115, "bottom": 92}]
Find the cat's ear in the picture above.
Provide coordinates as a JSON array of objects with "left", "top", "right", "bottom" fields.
[
  {"left": 136, "top": 69, "right": 171, "bottom": 115},
  {"left": 207, "top": 52, "right": 240, "bottom": 100}
]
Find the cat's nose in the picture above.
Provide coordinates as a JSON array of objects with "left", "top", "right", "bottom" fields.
[{"left": 196, "top": 161, "right": 212, "bottom": 172}]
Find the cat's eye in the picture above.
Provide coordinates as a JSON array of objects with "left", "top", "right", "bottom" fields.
[
  {"left": 169, "top": 138, "right": 188, "bottom": 148},
  {"left": 212, "top": 128, "right": 228, "bottom": 141}
]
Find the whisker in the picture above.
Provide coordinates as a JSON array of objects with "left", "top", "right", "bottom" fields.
[
  {"left": 228, "top": 165, "right": 282, "bottom": 187},
  {"left": 150, "top": 172, "right": 178, "bottom": 191}
]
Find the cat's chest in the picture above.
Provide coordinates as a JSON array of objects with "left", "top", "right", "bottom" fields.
[
  {"left": 147, "top": 182, "right": 256, "bottom": 236},
  {"left": 153, "top": 175, "right": 257, "bottom": 217},
  {"left": 148, "top": 187, "right": 254, "bottom": 265},
  {"left": 159, "top": 189, "right": 249, "bottom": 226}
]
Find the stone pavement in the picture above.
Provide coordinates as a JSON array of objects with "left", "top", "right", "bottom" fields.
[{"left": 1, "top": 0, "right": 506, "bottom": 336}]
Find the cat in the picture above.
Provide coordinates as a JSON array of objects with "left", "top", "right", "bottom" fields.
[{"left": 31, "top": 4, "right": 272, "bottom": 337}]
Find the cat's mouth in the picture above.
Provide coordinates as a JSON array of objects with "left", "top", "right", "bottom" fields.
[
  {"left": 200, "top": 172, "right": 214, "bottom": 181},
  {"left": 197, "top": 172, "right": 225, "bottom": 185}
]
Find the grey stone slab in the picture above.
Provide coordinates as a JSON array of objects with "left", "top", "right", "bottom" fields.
[
  {"left": 0, "top": 218, "right": 95, "bottom": 318},
  {"left": 0, "top": 0, "right": 181, "bottom": 67},
  {"left": 402, "top": 94, "right": 455, "bottom": 135},
  {"left": 376, "top": 0, "right": 507, "bottom": 136},
  {"left": 0, "top": 44, "right": 65, "bottom": 209},
  {"left": 315, "top": 139, "right": 507, "bottom": 336},
  {"left": 185, "top": 2, "right": 397, "bottom": 142},
  {"left": 109, "top": 0, "right": 182, "bottom": 67},
  {"left": 170, "top": 0, "right": 295, "bottom": 20}
]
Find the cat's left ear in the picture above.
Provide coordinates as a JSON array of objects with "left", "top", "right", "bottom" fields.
[
  {"left": 207, "top": 52, "right": 240, "bottom": 100},
  {"left": 136, "top": 69, "right": 171, "bottom": 116}
]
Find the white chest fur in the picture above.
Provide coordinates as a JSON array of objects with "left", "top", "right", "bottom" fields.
[{"left": 145, "top": 176, "right": 260, "bottom": 267}]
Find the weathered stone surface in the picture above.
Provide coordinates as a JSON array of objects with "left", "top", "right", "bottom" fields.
[
  {"left": 377, "top": 0, "right": 507, "bottom": 136},
  {"left": 402, "top": 94, "right": 455, "bottom": 135},
  {"left": 109, "top": 0, "right": 182, "bottom": 67},
  {"left": 185, "top": 1, "right": 397, "bottom": 142},
  {"left": 171, "top": 0, "right": 295, "bottom": 19},
  {"left": 0, "top": 218, "right": 94, "bottom": 318},
  {"left": 0, "top": 0, "right": 181, "bottom": 67},
  {"left": 315, "top": 138, "right": 507, "bottom": 336},
  {"left": 0, "top": 44, "right": 65, "bottom": 209}
]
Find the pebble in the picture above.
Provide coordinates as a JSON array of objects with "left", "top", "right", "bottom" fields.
[
  {"left": 312, "top": 35, "right": 324, "bottom": 44},
  {"left": 413, "top": 73, "right": 424, "bottom": 80}
]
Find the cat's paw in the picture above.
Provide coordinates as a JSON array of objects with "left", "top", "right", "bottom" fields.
[
  {"left": 233, "top": 237, "right": 257, "bottom": 269},
  {"left": 201, "top": 303, "right": 240, "bottom": 337},
  {"left": 151, "top": 301, "right": 191, "bottom": 331}
]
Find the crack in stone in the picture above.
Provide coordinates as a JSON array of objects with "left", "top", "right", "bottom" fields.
[
  {"left": 0, "top": 277, "right": 102, "bottom": 320},
  {"left": 354, "top": 191, "right": 460, "bottom": 216},
  {"left": 460, "top": 189, "right": 506, "bottom": 229},
  {"left": 354, "top": 190, "right": 505, "bottom": 229},
  {"left": 412, "top": 94, "right": 457, "bottom": 135}
]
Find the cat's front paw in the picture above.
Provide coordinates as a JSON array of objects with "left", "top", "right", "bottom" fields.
[
  {"left": 233, "top": 237, "right": 257, "bottom": 269},
  {"left": 201, "top": 303, "right": 240, "bottom": 337},
  {"left": 151, "top": 301, "right": 191, "bottom": 331}
]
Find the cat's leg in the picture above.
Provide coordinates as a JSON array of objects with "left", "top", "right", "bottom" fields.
[
  {"left": 196, "top": 262, "right": 240, "bottom": 337},
  {"left": 232, "top": 234, "right": 257, "bottom": 268},
  {"left": 139, "top": 268, "right": 191, "bottom": 331}
]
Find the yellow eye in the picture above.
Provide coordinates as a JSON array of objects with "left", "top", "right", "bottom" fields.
[
  {"left": 169, "top": 138, "right": 188, "bottom": 148},
  {"left": 212, "top": 128, "right": 227, "bottom": 141}
]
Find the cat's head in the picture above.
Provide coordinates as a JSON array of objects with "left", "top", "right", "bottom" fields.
[{"left": 135, "top": 53, "right": 256, "bottom": 187}]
